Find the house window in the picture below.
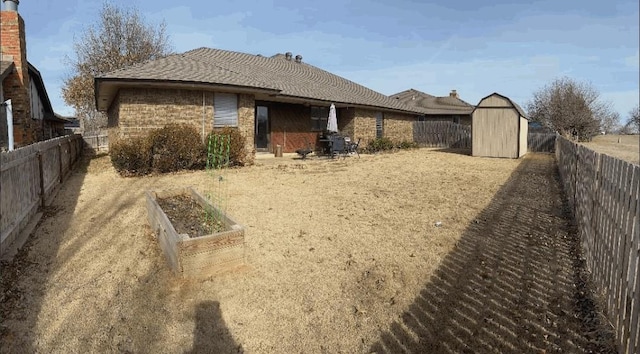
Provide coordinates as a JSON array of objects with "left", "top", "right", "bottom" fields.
[
  {"left": 418, "top": 115, "right": 426, "bottom": 122},
  {"left": 311, "top": 106, "right": 329, "bottom": 131},
  {"left": 214, "top": 93, "right": 238, "bottom": 128},
  {"left": 375, "top": 112, "right": 384, "bottom": 138},
  {"left": 453, "top": 115, "right": 460, "bottom": 124}
]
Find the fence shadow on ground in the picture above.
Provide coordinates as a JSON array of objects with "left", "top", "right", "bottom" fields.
[
  {"left": 432, "top": 147, "right": 472, "bottom": 156},
  {"left": 0, "top": 154, "right": 197, "bottom": 352},
  {"left": 369, "top": 154, "right": 616, "bottom": 354},
  {"left": 186, "top": 301, "right": 243, "bottom": 354},
  {"left": 0, "top": 153, "right": 88, "bottom": 353}
]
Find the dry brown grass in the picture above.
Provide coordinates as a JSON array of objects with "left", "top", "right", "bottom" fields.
[
  {"left": 0, "top": 149, "right": 615, "bottom": 353},
  {"left": 581, "top": 134, "right": 640, "bottom": 165}
]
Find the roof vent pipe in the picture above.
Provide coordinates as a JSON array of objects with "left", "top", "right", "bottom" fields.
[
  {"left": 295, "top": 54, "right": 302, "bottom": 63},
  {"left": 285, "top": 52, "right": 292, "bottom": 60},
  {"left": 2, "top": 0, "right": 19, "bottom": 11}
]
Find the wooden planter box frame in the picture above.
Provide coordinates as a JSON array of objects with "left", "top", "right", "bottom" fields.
[{"left": 145, "top": 187, "right": 245, "bottom": 277}]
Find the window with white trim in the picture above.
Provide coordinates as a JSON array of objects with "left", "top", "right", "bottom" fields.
[
  {"left": 375, "top": 112, "right": 384, "bottom": 138},
  {"left": 214, "top": 93, "right": 238, "bottom": 128}
]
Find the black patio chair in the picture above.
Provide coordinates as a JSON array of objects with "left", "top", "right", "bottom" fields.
[
  {"left": 295, "top": 140, "right": 313, "bottom": 160},
  {"left": 347, "top": 138, "right": 360, "bottom": 158},
  {"left": 329, "top": 136, "right": 348, "bottom": 159}
]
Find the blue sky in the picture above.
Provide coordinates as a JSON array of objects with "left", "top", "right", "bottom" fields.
[{"left": 11, "top": 0, "right": 640, "bottom": 120}]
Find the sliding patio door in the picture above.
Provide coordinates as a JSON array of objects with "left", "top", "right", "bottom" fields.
[{"left": 255, "top": 105, "right": 269, "bottom": 151}]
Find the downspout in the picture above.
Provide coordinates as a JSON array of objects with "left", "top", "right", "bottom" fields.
[{"left": 5, "top": 99, "right": 14, "bottom": 151}]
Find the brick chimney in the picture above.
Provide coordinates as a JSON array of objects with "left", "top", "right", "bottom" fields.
[
  {"left": 1, "top": 0, "right": 36, "bottom": 146},
  {"left": 449, "top": 90, "right": 459, "bottom": 99}
]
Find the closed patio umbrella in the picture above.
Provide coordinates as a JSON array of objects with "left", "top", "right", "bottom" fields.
[{"left": 327, "top": 103, "right": 338, "bottom": 133}]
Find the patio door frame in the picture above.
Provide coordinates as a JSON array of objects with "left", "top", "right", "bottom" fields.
[{"left": 255, "top": 104, "right": 270, "bottom": 152}]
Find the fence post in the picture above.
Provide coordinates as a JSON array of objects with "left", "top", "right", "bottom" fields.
[
  {"left": 67, "top": 138, "right": 72, "bottom": 178},
  {"left": 37, "top": 150, "right": 45, "bottom": 207},
  {"left": 58, "top": 143, "right": 63, "bottom": 183}
]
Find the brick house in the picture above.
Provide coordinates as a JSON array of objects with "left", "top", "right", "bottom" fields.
[
  {"left": 0, "top": 0, "right": 65, "bottom": 149},
  {"left": 94, "top": 48, "right": 426, "bottom": 155},
  {"left": 389, "top": 88, "right": 475, "bottom": 125}
]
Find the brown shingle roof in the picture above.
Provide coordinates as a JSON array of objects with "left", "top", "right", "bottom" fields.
[
  {"left": 389, "top": 88, "right": 474, "bottom": 115},
  {"left": 1, "top": 60, "right": 15, "bottom": 80},
  {"left": 96, "top": 47, "right": 422, "bottom": 114},
  {"left": 475, "top": 92, "right": 528, "bottom": 119}
]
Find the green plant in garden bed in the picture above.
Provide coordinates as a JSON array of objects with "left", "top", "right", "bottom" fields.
[{"left": 204, "top": 132, "right": 231, "bottom": 234}]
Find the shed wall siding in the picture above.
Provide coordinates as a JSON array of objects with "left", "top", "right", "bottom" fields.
[
  {"left": 519, "top": 116, "right": 528, "bottom": 157},
  {"left": 472, "top": 108, "right": 519, "bottom": 158},
  {"left": 477, "top": 95, "right": 511, "bottom": 108}
]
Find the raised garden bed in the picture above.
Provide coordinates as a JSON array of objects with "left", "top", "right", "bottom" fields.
[{"left": 145, "top": 187, "right": 245, "bottom": 277}]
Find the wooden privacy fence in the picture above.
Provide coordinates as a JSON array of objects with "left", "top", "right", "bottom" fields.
[
  {"left": 0, "top": 135, "right": 83, "bottom": 258},
  {"left": 556, "top": 136, "right": 639, "bottom": 354},
  {"left": 82, "top": 134, "right": 109, "bottom": 153},
  {"left": 413, "top": 121, "right": 471, "bottom": 149},
  {"left": 528, "top": 132, "right": 556, "bottom": 152}
]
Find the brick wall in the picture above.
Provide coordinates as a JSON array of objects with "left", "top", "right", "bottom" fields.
[
  {"left": 115, "top": 88, "right": 211, "bottom": 138},
  {"left": 269, "top": 102, "right": 317, "bottom": 153},
  {"left": 352, "top": 108, "right": 377, "bottom": 147},
  {"left": 350, "top": 108, "right": 418, "bottom": 146},
  {"left": 237, "top": 94, "right": 255, "bottom": 163},
  {"left": 338, "top": 107, "right": 355, "bottom": 139},
  {"left": 1, "top": 10, "right": 35, "bottom": 146},
  {"left": 384, "top": 111, "right": 417, "bottom": 142},
  {"left": 108, "top": 87, "right": 256, "bottom": 160}
]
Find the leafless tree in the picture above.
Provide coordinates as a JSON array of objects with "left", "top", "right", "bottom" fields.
[
  {"left": 600, "top": 111, "right": 620, "bottom": 135},
  {"left": 624, "top": 104, "right": 640, "bottom": 134},
  {"left": 62, "top": 3, "right": 172, "bottom": 134},
  {"left": 526, "top": 77, "right": 617, "bottom": 141}
]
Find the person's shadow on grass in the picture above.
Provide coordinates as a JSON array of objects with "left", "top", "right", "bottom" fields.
[{"left": 186, "top": 301, "right": 243, "bottom": 354}]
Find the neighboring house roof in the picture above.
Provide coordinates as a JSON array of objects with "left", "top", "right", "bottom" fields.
[
  {"left": 1, "top": 59, "right": 55, "bottom": 118},
  {"left": 95, "top": 47, "right": 423, "bottom": 114},
  {"left": 389, "top": 88, "right": 474, "bottom": 115},
  {"left": 474, "top": 92, "right": 528, "bottom": 119},
  {"left": 1, "top": 60, "right": 14, "bottom": 81},
  {"left": 27, "top": 62, "right": 55, "bottom": 118},
  {"left": 57, "top": 114, "right": 79, "bottom": 127}
]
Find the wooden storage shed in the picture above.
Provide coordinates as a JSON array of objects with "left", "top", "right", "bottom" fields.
[{"left": 472, "top": 93, "right": 528, "bottom": 158}]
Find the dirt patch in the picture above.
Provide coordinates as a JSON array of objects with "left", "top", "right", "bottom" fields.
[
  {"left": 0, "top": 150, "right": 616, "bottom": 353},
  {"left": 156, "top": 194, "right": 224, "bottom": 237}
]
